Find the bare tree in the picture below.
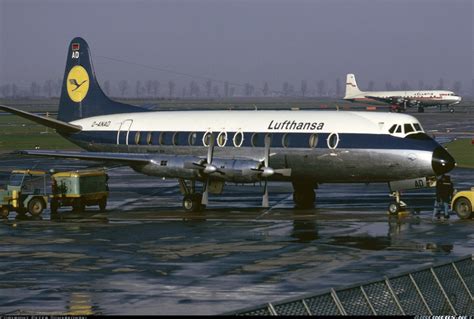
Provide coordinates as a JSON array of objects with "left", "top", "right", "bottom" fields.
[
  {"left": 212, "top": 85, "right": 219, "bottom": 97},
  {"left": 418, "top": 80, "right": 424, "bottom": 90},
  {"left": 437, "top": 78, "right": 444, "bottom": 90},
  {"left": 168, "top": 81, "right": 175, "bottom": 98},
  {"left": 335, "top": 78, "right": 341, "bottom": 97},
  {"left": 263, "top": 82, "right": 269, "bottom": 97},
  {"left": 135, "top": 80, "right": 143, "bottom": 98},
  {"left": 30, "top": 81, "right": 40, "bottom": 97},
  {"left": 153, "top": 80, "right": 160, "bottom": 98},
  {"left": 453, "top": 81, "right": 462, "bottom": 94},
  {"left": 300, "top": 80, "right": 307, "bottom": 97},
  {"left": 205, "top": 80, "right": 212, "bottom": 97},
  {"left": 224, "top": 81, "right": 229, "bottom": 97},
  {"left": 54, "top": 79, "right": 62, "bottom": 97},
  {"left": 11, "top": 84, "right": 18, "bottom": 98},
  {"left": 145, "top": 80, "right": 153, "bottom": 97},
  {"left": 317, "top": 80, "right": 326, "bottom": 96},
  {"left": 368, "top": 80, "right": 375, "bottom": 91},
  {"left": 385, "top": 82, "right": 393, "bottom": 91},
  {"left": 282, "top": 82, "right": 289, "bottom": 97},
  {"left": 400, "top": 80, "right": 410, "bottom": 91},
  {"left": 118, "top": 80, "right": 129, "bottom": 97},
  {"left": 229, "top": 87, "right": 235, "bottom": 97},
  {"left": 43, "top": 80, "right": 53, "bottom": 97}
]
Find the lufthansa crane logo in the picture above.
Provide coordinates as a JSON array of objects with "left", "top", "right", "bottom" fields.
[{"left": 66, "top": 65, "right": 89, "bottom": 102}]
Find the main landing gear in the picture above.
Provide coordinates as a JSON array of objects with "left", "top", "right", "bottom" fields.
[
  {"left": 179, "top": 179, "right": 206, "bottom": 212},
  {"left": 387, "top": 191, "right": 407, "bottom": 215},
  {"left": 293, "top": 183, "right": 316, "bottom": 209}
]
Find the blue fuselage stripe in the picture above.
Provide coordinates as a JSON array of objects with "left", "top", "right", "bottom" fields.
[{"left": 69, "top": 130, "right": 439, "bottom": 151}]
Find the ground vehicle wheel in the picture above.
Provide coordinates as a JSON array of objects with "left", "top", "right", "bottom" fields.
[
  {"left": 388, "top": 202, "right": 400, "bottom": 215},
  {"left": 1, "top": 207, "right": 9, "bottom": 218},
  {"left": 453, "top": 197, "right": 473, "bottom": 219},
  {"left": 183, "top": 193, "right": 203, "bottom": 212},
  {"left": 28, "top": 197, "right": 45, "bottom": 216},
  {"left": 50, "top": 199, "right": 59, "bottom": 214},
  {"left": 99, "top": 197, "right": 107, "bottom": 212}
]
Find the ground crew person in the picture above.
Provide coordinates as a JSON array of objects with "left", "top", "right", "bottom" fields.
[{"left": 434, "top": 174, "right": 454, "bottom": 219}]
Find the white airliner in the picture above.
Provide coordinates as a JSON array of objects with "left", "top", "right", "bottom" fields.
[
  {"left": 344, "top": 74, "right": 462, "bottom": 113},
  {"left": 0, "top": 38, "right": 456, "bottom": 213}
]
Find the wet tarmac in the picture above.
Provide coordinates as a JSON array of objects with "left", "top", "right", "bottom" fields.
[{"left": 0, "top": 108, "right": 473, "bottom": 315}]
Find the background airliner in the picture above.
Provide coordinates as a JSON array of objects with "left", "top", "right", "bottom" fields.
[
  {"left": 0, "top": 38, "right": 456, "bottom": 213},
  {"left": 343, "top": 74, "right": 462, "bottom": 113}
]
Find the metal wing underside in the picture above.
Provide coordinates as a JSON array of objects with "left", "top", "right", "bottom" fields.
[{"left": 17, "top": 150, "right": 152, "bottom": 165}]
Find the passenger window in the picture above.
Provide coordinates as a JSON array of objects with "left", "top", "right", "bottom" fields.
[
  {"left": 146, "top": 132, "right": 152, "bottom": 145},
  {"left": 251, "top": 133, "right": 259, "bottom": 147},
  {"left": 233, "top": 131, "right": 244, "bottom": 147},
  {"left": 282, "top": 133, "right": 290, "bottom": 148},
  {"left": 395, "top": 125, "right": 402, "bottom": 133},
  {"left": 327, "top": 132, "right": 339, "bottom": 149},
  {"left": 217, "top": 131, "right": 227, "bottom": 147},
  {"left": 135, "top": 132, "right": 141, "bottom": 145},
  {"left": 308, "top": 134, "right": 318, "bottom": 148},
  {"left": 389, "top": 124, "right": 397, "bottom": 134},
  {"left": 404, "top": 123, "right": 414, "bottom": 134},
  {"left": 188, "top": 132, "right": 197, "bottom": 145},
  {"left": 159, "top": 132, "right": 167, "bottom": 145},
  {"left": 172, "top": 132, "right": 180, "bottom": 145}
]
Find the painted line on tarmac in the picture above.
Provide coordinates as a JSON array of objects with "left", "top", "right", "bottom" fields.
[{"left": 108, "top": 183, "right": 179, "bottom": 210}]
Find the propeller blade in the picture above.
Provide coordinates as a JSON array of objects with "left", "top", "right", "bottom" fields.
[
  {"left": 207, "top": 133, "right": 215, "bottom": 164},
  {"left": 262, "top": 179, "right": 269, "bottom": 207},
  {"left": 202, "top": 178, "right": 209, "bottom": 205},
  {"left": 264, "top": 134, "right": 271, "bottom": 168}
]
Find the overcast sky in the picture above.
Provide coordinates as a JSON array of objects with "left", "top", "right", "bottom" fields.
[{"left": 0, "top": 0, "right": 473, "bottom": 93}]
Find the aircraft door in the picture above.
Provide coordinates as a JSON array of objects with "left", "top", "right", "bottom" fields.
[{"left": 116, "top": 119, "right": 133, "bottom": 145}]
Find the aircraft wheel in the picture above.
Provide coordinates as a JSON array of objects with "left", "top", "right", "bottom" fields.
[
  {"left": 1, "top": 207, "right": 9, "bottom": 218},
  {"left": 453, "top": 197, "right": 473, "bottom": 219},
  {"left": 28, "top": 197, "right": 45, "bottom": 216},
  {"left": 449, "top": 108, "right": 455, "bottom": 113},
  {"left": 388, "top": 202, "right": 401, "bottom": 215},
  {"left": 183, "top": 193, "right": 203, "bottom": 212}
]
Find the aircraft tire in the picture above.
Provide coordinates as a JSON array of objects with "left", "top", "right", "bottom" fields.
[
  {"left": 450, "top": 108, "right": 455, "bottom": 113},
  {"left": 453, "top": 197, "right": 473, "bottom": 219},
  {"left": 183, "top": 194, "right": 203, "bottom": 212},
  {"left": 387, "top": 202, "right": 400, "bottom": 215}
]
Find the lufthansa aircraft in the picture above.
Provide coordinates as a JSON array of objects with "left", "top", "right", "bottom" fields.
[
  {"left": 344, "top": 74, "right": 462, "bottom": 113},
  {"left": 0, "top": 38, "right": 456, "bottom": 213}
]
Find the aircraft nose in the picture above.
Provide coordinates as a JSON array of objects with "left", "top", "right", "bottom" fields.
[{"left": 432, "top": 146, "right": 456, "bottom": 175}]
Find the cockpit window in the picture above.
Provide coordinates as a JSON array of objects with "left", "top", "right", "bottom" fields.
[
  {"left": 413, "top": 123, "right": 422, "bottom": 131},
  {"left": 389, "top": 124, "right": 397, "bottom": 134},
  {"left": 395, "top": 125, "right": 402, "bottom": 133},
  {"left": 404, "top": 123, "right": 414, "bottom": 134}
]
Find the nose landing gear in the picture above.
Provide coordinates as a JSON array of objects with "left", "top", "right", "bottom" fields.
[{"left": 388, "top": 191, "right": 407, "bottom": 215}]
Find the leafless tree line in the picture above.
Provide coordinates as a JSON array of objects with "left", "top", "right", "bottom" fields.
[{"left": 0, "top": 78, "right": 471, "bottom": 99}]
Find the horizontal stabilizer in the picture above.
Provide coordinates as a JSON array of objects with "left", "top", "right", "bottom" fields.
[
  {"left": 18, "top": 150, "right": 151, "bottom": 164},
  {"left": 0, "top": 104, "right": 82, "bottom": 133}
]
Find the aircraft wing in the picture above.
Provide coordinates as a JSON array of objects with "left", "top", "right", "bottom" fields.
[
  {"left": 0, "top": 104, "right": 82, "bottom": 133},
  {"left": 18, "top": 150, "right": 151, "bottom": 164}
]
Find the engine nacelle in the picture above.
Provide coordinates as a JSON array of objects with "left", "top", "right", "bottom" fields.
[{"left": 131, "top": 155, "right": 263, "bottom": 183}]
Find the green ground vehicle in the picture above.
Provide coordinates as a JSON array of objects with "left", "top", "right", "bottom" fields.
[
  {"left": 50, "top": 170, "right": 109, "bottom": 214},
  {"left": 0, "top": 170, "right": 49, "bottom": 218}
]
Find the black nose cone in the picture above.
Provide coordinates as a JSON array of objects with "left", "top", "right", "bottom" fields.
[{"left": 432, "top": 146, "right": 456, "bottom": 175}]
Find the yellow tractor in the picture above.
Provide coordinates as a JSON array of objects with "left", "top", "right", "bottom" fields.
[{"left": 451, "top": 187, "right": 474, "bottom": 219}]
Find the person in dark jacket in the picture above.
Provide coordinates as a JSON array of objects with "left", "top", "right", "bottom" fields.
[{"left": 434, "top": 175, "right": 454, "bottom": 219}]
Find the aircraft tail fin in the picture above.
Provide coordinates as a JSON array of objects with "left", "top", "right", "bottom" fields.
[
  {"left": 58, "top": 37, "right": 147, "bottom": 122},
  {"left": 344, "top": 73, "right": 363, "bottom": 99}
]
